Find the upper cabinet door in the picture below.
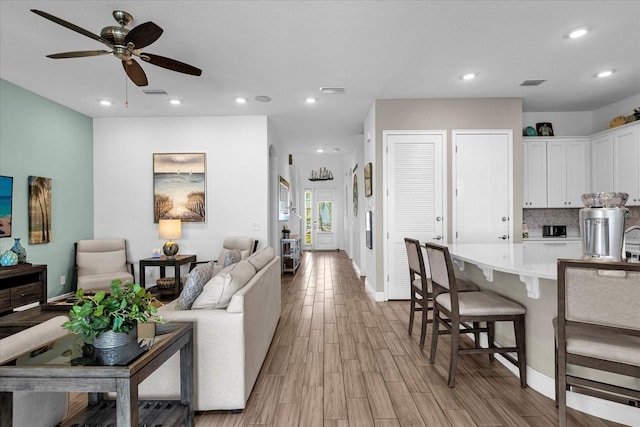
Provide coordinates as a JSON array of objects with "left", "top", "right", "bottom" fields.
[
  {"left": 523, "top": 140, "right": 547, "bottom": 208},
  {"left": 613, "top": 126, "right": 640, "bottom": 205},
  {"left": 591, "top": 134, "right": 614, "bottom": 193},
  {"left": 547, "top": 138, "right": 589, "bottom": 208},
  {"left": 563, "top": 139, "right": 589, "bottom": 207}
]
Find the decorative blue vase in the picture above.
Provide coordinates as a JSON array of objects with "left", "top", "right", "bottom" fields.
[
  {"left": 0, "top": 250, "right": 18, "bottom": 266},
  {"left": 11, "top": 238, "right": 27, "bottom": 263}
]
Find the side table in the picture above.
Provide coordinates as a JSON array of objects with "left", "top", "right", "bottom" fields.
[{"left": 139, "top": 255, "right": 196, "bottom": 299}]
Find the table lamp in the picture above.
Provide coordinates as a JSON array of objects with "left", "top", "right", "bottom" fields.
[{"left": 159, "top": 219, "right": 181, "bottom": 258}]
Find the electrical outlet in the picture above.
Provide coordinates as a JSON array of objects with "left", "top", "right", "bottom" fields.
[{"left": 60, "top": 275, "right": 66, "bottom": 286}]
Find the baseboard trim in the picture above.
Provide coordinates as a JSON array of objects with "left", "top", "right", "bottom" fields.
[{"left": 493, "top": 354, "right": 640, "bottom": 426}]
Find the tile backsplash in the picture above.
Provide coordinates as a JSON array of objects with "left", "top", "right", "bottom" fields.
[{"left": 523, "top": 206, "right": 640, "bottom": 238}]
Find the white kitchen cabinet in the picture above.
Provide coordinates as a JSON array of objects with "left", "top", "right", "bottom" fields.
[
  {"left": 546, "top": 138, "right": 589, "bottom": 208},
  {"left": 591, "top": 122, "right": 640, "bottom": 205},
  {"left": 523, "top": 139, "right": 547, "bottom": 207},
  {"left": 613, "top": 125, "right": 640, "bottom": 205},
  {"left": 591, "top": 133, "right": 614, "bottom": 193}
]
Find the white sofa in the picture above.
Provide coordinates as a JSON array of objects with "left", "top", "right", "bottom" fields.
[
  {"left": 0, "top": 315, "right": 70, "bottom": 426},
  {"left": 139, "top": 247, "right": 281, "bottom": 411}
]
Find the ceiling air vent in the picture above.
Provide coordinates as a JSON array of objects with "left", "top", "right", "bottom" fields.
[
  {"left": 141, "top": 89, "right": 168, "bottom": 95},
  {"left": 319, "top": 87, "right": 345, "bottom": 94},
  {"left": 520, "top": 80, "right": 546, "bottom": 86}
]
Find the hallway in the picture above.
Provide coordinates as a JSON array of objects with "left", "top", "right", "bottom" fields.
[{"left": 193, "top": 250, "right": 622, "bottom": 426}]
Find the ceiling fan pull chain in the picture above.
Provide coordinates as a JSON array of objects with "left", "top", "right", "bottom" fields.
[{"left": 124, "top": 72, "right": 129, "bottom": 108}]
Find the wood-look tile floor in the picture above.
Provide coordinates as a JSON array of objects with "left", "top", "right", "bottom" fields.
[{"left": 66, "top": 250, "right": 627, "bottom": 426}]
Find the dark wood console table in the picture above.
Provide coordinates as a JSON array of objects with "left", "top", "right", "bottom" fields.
[
  {"left": 0, "top": 264, "right": 46, "bottom": 315},
  {"left": 0, "top": 322, "right": 194, "bottom": 427}
]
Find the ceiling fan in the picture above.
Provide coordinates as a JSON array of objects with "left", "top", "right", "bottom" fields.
[{"left": 31, "top": 9, "right": 202, "bottom": 86}]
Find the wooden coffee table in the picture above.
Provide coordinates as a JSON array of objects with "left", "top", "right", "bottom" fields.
[
  {"left": 0, "top": 304, "right": 70, "bottom": 338},
  {"left": 0, "top": 322, "right": 194, "bottom": 427}
]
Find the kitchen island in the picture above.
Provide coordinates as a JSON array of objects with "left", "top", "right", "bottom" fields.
[{"left": 444, "top": 241, "right": 638, "bottom": 426}]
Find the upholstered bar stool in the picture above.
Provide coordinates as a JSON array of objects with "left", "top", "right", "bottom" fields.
[
  {"left": 404, "top": 238, "right": 479, "bottom": 349},
  {"left": 556, "top": 259, "right": 640, "bottom": 427},
  {"left": 426, "top": 243, "right": 527, "bottom": 387}
]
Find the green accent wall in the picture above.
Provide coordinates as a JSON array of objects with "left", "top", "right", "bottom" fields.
[{"left": 0, "top": 79, "right": 94, "bottom": 299}]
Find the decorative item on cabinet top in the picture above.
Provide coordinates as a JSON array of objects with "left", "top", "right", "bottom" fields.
[
  {"left": 536, "top": 122, "right": 554, "bottom": 137},
  {"left": 309, "top": 167, "right": 333, "bottom": 181}
]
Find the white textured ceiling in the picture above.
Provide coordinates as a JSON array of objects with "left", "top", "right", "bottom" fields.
[{"left": 1, "top": 1, "right": 639, "bottom": 154}]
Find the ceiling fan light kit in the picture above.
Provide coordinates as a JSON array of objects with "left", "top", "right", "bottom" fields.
[{"left": 31, "top": 9, "right": 202, "bottom": 87}]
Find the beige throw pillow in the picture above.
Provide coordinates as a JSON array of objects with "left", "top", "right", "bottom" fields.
[
  {"left": 246, "top": 246, "right": 275, "bottom": 271},
  {"left": 192, "top": 260, "right": 256, "bottom": 309}
]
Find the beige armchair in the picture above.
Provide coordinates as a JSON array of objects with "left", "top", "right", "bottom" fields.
[
  {"left": 0, "top": 315, "right": 70, "bottom": 426},
  {"left": 74, "top": 238, "right": 134, "bottom": 292}
]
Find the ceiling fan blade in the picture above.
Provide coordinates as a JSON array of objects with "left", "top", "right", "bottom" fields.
[
  {"left": 124, "top": 22, "right": 163, "bottom": 49},
  {"left": 140, "top": 53, "right": 202, "bottom": 76},
  {"left": 122, "top": 59, "right": 148, "bottom": 86},
  {"left": 47, "top": 50, "right": 111, "bottom": 59},
  {"left": 31, "top": 9, "right": 113, "bottom": 48}
]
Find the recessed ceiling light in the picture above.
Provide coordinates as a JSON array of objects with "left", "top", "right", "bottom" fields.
[
  {"left": 597, "top": 70, "right": 614, "bottom": 78},
  {"left": 235, "top": 97, "right": 247, "bottom": 104},
  {"left": 99, "top": 100, "right": 112, "bottom": 106},
  {"left": 316, "top": 148, "right": 324, "bottom": 153},
  {"left": 169, "top": 99, "right": 182, "bottom": 105},
  {"left": 461, "top": 73, "right": 476, "bottom": 80},
  {"left": 255, "top": 95, "right": 271, "bottom": 103},
  {"left": 306, "top": 97, "right": 317, "bottom": 104},
  {"left": 568, "top": 28, "right": 588, "bottom": 39}
]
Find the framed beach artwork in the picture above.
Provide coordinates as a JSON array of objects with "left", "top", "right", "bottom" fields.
[
  {"left": 0, "top": 176, "right": 13, "bottom": 238},
  {"left": 153, "top": 153, "right": 206, "bottom": 223},
  {"left": 28, "top": 176, "right": 52, "bottom": 244},
  {"left": 364, "top": 162, "right": 372, "bottom": 197}
]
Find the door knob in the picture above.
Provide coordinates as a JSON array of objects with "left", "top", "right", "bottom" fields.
[
  {"left": 501, "top": 217, "right": 507, "bottom": 221},
  {"left": 498, "top": 235, "right": 508, "bottom": 240},
  {"left": 433, "top": 236, "right": 442, "bottom": 240},
  {"left": 436, "top": 216, "right": 441, "bottom": 221}
]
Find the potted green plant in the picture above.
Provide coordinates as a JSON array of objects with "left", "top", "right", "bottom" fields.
[{"left": 63, "top": 280, "right": 161, "bottom": 348}]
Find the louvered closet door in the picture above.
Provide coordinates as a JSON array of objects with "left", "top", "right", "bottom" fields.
[{"left": 385, "top": 131, "right": 445, "bottom": 300}]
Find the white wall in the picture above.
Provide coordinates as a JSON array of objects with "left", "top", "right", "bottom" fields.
[
  {"left": 522, "top": 111, "right": 593, "bottom": 136},
  {"left": 93, "top": 116, "right": 269, "bottom": 285},
  {"left": 592, "top": 92, "right": 640, "bottom": 134},
  {"left": 522, "top": 92, "right": 640, "bottom": 137}
]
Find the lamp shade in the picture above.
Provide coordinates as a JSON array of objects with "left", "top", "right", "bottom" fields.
[{"left": 159, "top": 219, "right": 181, "bottom": 240}]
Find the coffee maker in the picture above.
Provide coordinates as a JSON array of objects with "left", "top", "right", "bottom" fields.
[{"left": 579, "top": 193, "right": 629, "bottom": 261}]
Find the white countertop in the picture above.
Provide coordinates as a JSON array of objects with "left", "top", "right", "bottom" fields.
[{"left": 444, "top": 242, "right": 583, "bottom": 298}]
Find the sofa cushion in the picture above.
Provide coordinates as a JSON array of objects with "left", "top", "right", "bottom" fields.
[
  {"left": 246, "top": 246, "right": 275, "bottom": 271},
  {"left": 174, "top": 262, "right": 215, "bottom": 310},
  {"left": 192, "top": 260, "right": 256, "bottom": 309},
  {"left": 223, "top": 249, "right": 242, "bottom": 267}
]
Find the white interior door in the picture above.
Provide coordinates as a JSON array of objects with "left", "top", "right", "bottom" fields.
[
  {"left": 384, "top": 131, "right": 446, "bottom": 300},
  {"left": 305, "top": 187, "right": 337, "bottom": 250},
  {"left": 453, "top": 130, "right": 512, "bottom": 243}
]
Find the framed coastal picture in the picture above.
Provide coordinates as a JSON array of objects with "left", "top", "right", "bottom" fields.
[
  {"left": 28, "top": 176, "right": 52, "bottom": 244},
  {"left": 153, "top": 153, "right": 206, "bottom": 223},
  {"left": 352, "top": 174, "right": 358, "bottom": 218},
  {"left": 364, "top": 162, "right": 372, "bottom": 197},
  {"left": 0, "top": 176, "right": 13, "bottom": 238}
]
